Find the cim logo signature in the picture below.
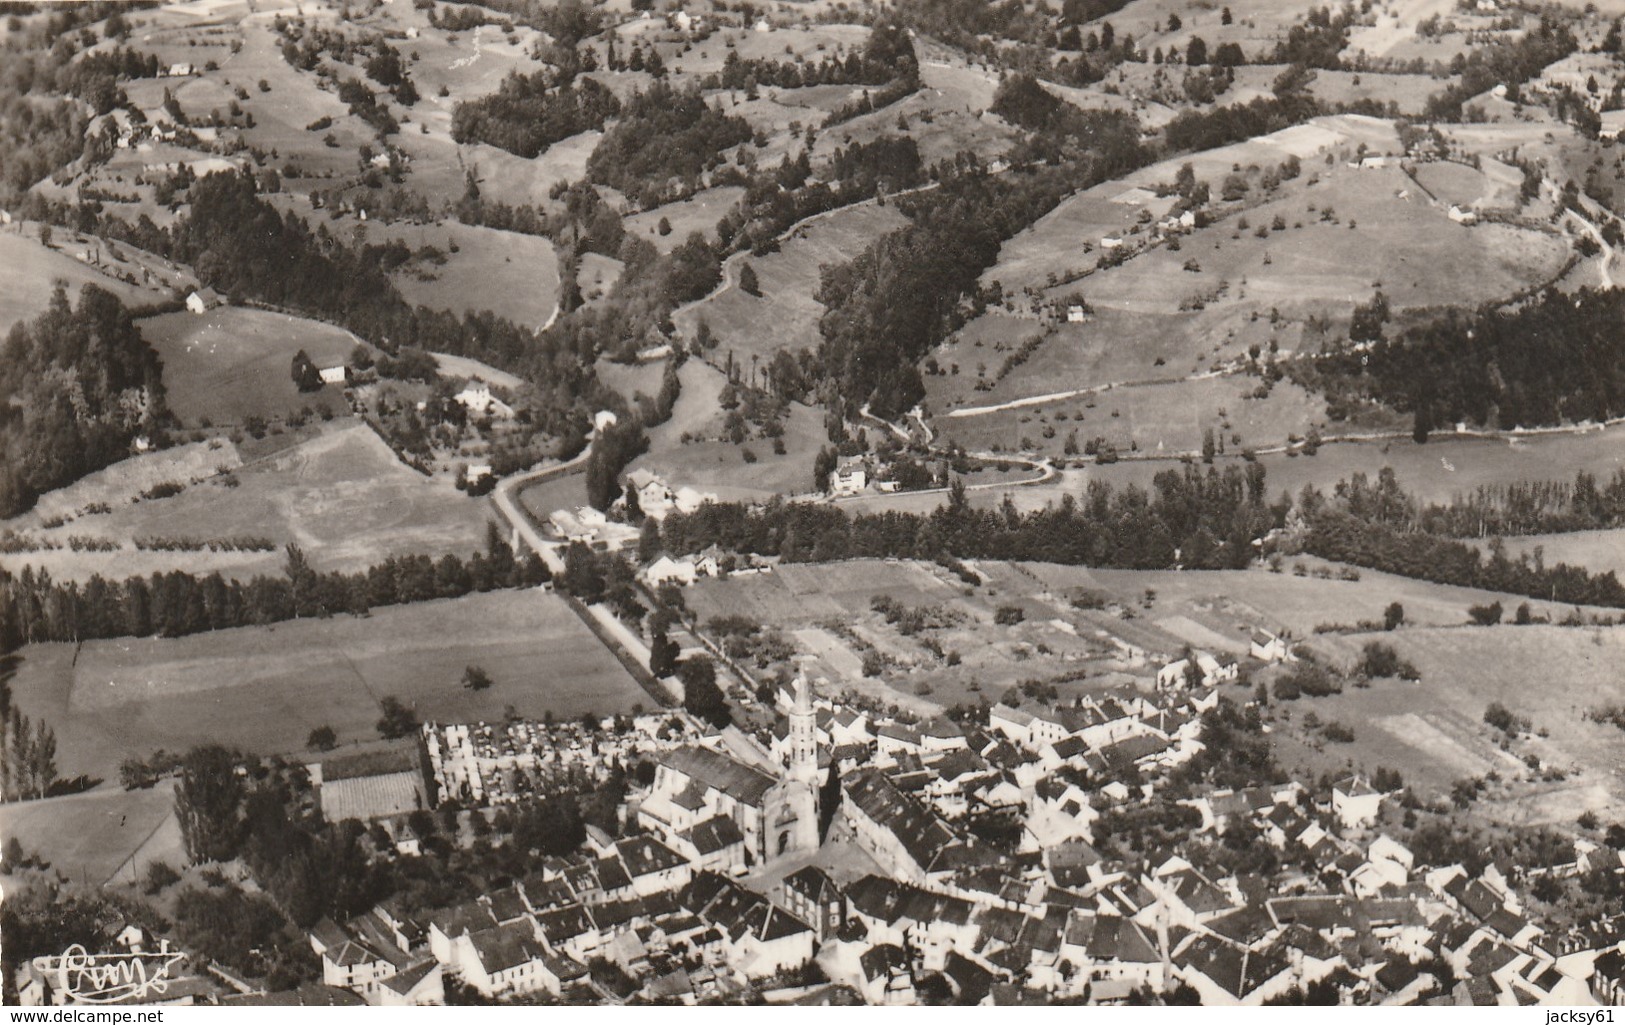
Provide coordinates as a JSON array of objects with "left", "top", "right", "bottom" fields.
[{"left": 31, "top": 943, "right": 187, "bottom": 1004}]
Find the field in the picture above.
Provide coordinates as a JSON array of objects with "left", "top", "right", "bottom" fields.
[
  {"left": 624, "top": 187, "right": 746, "bottom": 253},
  {"left": 0, "top": 230, "right": 173, "bottom": 335},
  {"left": 5, "top": 588, "right": 648, "bottom": 781},
  {"left": 672, "top": 202, "right": 908, "bottom": 363},
  {"left": 140, "top": 305, "right": 359, "bottom": 426},
  {"left": 932, "top": 374, "right": 1327, "bottom": 461},
  {"left": 1280, "top": 625, "right": 1625, "bottom": 820},
  {"left": 688, "top": 559, "right": 1155, "bottom": 714},
  {"left": 630, "top": 360, "right": 829, "bottom": 500},
  {"left": 7, "top": 420, "right": 491, "bottom": 580},
  {"left": 371, "top": 219, "right": 560, "bottom": 329},
  {"left": 1306, "top": 70, "right": 1442, "bottom": 116},
  {"left": 1075, "top": 166, "right": 1569, "bottom": 318},
  {"left": 1488, "top": 530, "right": 1625, "bottom": 580},
  {"left": 804, "top": 57, "right": 1021, "bottom": 169},
  {"left": 0, "top": 781, "right": 185, "bottom": 888}
]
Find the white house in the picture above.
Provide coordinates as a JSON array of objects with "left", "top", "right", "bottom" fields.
[
  {"left": 1156, "top": 651, "right": 1237, "bottom": 690},
  {"left": 318, "top": 365, "right": 348, "bottom": 386},
  {"left": 830, "top": 458, "right": 868, "bottom": 497},
  {"left": 1331, "top": 775, "right": 1388, "bottom": 830},
  {"left": 1067, "top": 304, "right": 1088, "bottom": 323},
  {"left": 185, "top": 287, "right": 224, "bottom": 314},
  {"left": 1447, "top": 205, "right": 1479, "bottom": 225},
  {"left": 1249, "top": 629, "right": 1291, "bottom": 663},
  {"left": 1100, "top": 235, "right": 1124, "bottom": 250},
  {"left": 454, "top": 382, "right": 514, "bottom": 419}
]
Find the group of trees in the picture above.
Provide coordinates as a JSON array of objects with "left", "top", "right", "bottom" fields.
[
  {"left": 0, "top": 530, "right": 548, "bottom": 648},
  {"left": 0, "top": 706, "right": 58, "bottom": 803},
  {"left": 652, "top": 462, "right": 1278, "bottom": 570},
  {"left": 451, "top": 72, "right": 619, "bottom": 158},
  {"left": 584, "top": 81, "right": 754, "bottom": 208},
  {"left": 0, "top": 283, "right": 167, "bottom": 518},
  {"left": 706, "top": 23, "right": 918, "bottom": 94},
  {"left": 1310, "top": 287, "right": 1625, "bottom": 438},
  {"left": 1423, "top": 14, "right": 1577, "bottom": 121}
]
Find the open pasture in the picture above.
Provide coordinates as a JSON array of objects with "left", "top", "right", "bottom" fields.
[
  {"left": 4, "top": 589, "right": 646, "bottom": 782},
  {"left": 987, "top": 116, "right": 1401, "bottom": 295},
  {"left": 1288, "top": 625, "right": 1625, "bottom": 811},
  {"left": 625, "top": 186, "right": 746, "bottom": 253},
  {"left": 16, "top": 420, "right": 490, "bottom": 577},
  {"left": 932, "top": 374, "right": 1325, "bottom": 463},
  {"left": 807, "top": 60, "right": 1021, "bottom": 170},
  {"left": 1074, "top": 560, "right": 1614, "bottom": 640},
  {"left": 630, "top": 360, "right": 828, "bottom": 500},
  {"left": 0, "top": 231, "right": 171, "bottom": 335},
  {"left": 673, "top": 201, "right": 907, "bottom": 363},
  {"left": 141, "top": 305, "right": 357, "bottom": 426},
  {"left": 0, "top": 782, "right": 185, "bottom": 889},
  {"left": 1077, "top": 166, "right": 1569, "bottom": 319},
  {"left": 373, "top": 219, "right": 560, "bottom": 328},
  {"left": 433, "top": 351, "right": 526, "bottom": 391},
  {"left": 1306, "top": 70, "right": 1444, "bottom": 115}
]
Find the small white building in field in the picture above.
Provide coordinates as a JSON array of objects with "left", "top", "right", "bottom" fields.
[
  {"left": 185, "top": 287, "right": 224, "bottom": 314},
  {"left": 1067, "top": 305, "right": 1087, "bottom": 323},
  {"left": 1447, "top": 205, "right": 1478, "bottom": 225},
  {"left": 319, "top": 365, "right": 349, "bottom": 386}
]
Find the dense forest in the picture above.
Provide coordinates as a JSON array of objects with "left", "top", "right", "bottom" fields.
[
  {"left": 450, "top": 72, "right": 620, "bottom": 158},
  {"left": 585, "top": 81, "right": 753, "bottom": 207},
  {"left": 0, "top": 532, "right": 548, "bottom": 650},
  {"left": 0, "top": 284, "right": 167, "bottom": 518},
  {"left": 1302, "top": 287, "right": 1625, "bottom": 434}
]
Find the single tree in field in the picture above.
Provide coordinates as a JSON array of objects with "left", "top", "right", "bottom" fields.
[
  {"left": 306, "top": 725, "right": 337, "bottom": 751},
  {"left": 376, "top": 696, "right": 419, "bottom": 739},
  {"left": 462, "top": 665, "right": 493, "bottom": 691},
  {"left": 739, "top": 261, "right": 761, "bottom": 297},
  {"left": 1383, "top": 602, "right": 1404, "bottom": 631},
  {"left": 2, "top": 836, "right": 24, "bottom": 873}
]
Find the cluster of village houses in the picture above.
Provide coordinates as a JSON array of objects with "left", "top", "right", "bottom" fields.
[
  {"left": 36, "top": 638, "right": 1624, "bottom": 1009},
  {"left": 284, "top": 663, "right": 1625, "bottom": 1007}
]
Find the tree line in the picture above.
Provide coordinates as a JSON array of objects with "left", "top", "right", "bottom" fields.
[
  {"left": 1296, "top": 470, "right": 1625, "bottom": 608},
  {"left": 706, "top": 22, "right": 916, "bottom": 94},
  {"left": 651, "top": 461, "right": 1278, "bottom": 569},
  {"left": 0, "top": 528, "right": 549, "bottom": 649}
]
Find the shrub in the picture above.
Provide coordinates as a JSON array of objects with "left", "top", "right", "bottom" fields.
[
  {"left": 143, "top": 860, "right": 181, "bottom": 895},
  {"left": 306, "top": 726, "right": 337, "bottom": 751},
  {"left": 1322, "top": 721, "right": 1355, "bottom": 743},
  {"left": 1357, "top": 640, "right": 1419, "bottom": 680},
  {"left": 994, "top": 605, "right": 1025, "bottom": 626},
  {"left": 1467, "top": 601, "right": 1503, "bottom": 626}
]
